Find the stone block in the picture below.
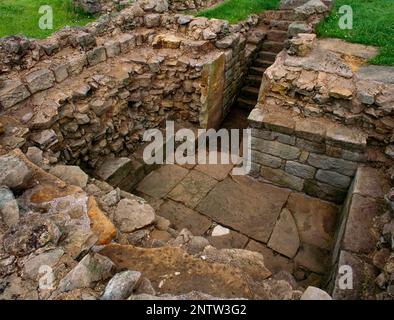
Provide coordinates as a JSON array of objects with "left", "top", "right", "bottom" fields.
[
  {"left": 67, "top": 54, "right": 87, "bottom": 76},
  {"left": 51, "top": 64, "right": 69, "bottom": 83},
  {"left": 326, "top": 126, "right": 367, "bottom": 151},
  {"left": 144, "top": 14, "right": 161, "bottom": 28},
  {"left": 352, "top": 166, "right": 390, "bottom": 199},
  {"left": 25, "top": 69, "right": 55, "bottom": 94},
  {"left": 252, "top": 138, "right": 301, "bottom": 160},
  {"left": 118, "top": 34, "right": 135, "bottom": 53},
  {"left": 260, "top": 166, "right": 304, "bottom": 191},
  {"left": 285, "top": 161, "right": 315, "bottom": 179},
  {"left": 316, "top": 169, "right": 351, "bottom": 189},
  {"left": 295, "top": 119, "right": 326, "bottom": 142},
  {"left": 342, "top": 194, "right": 381, "bottom": 254},
  {"left": 307, "top": 153, "right": 358, "bottom": 177},
  {"left": 262, "top": 112, "right": 296, "bottom": 135},
  {"left": 303, "top": 179, "right": 347, "bottom": 204},
  {"left": 0, "top": 80, "right": 30, "bottom": 109},
  {"left": 248, "top": 108, "right": 264, "bottom": 128},
  {"left": 252, "top": 150, "right": 282, "bottom": 169},
  {"left": 104, "top": 41, "right": 121, "bottom": 58},
  {"left": 87, "top": 46, "right": 107, "bottom": 66},
  {"left": 296, "top": 137, "right": 326, "bottom": 154},
  {"left": 294, "top": 243, "right": 329, "bottom": 274}
]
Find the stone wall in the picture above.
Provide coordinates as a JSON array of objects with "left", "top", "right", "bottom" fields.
[
  {"left": 327, "top": 166, "right": 390, "bottom": 299},
  {"left": 248, "top": 104, "right": 367, "bottom": 204},
  {"left": 0, "top": 2, "right": 261, "bottom": 172}
]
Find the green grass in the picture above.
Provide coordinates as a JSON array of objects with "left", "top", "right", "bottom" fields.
[
  {"left": 317, "top": 0, "right": 394, "bottom": 66},
  {"left": 0, "top": 0, "right": 95, "bottom": 39},
  {"left": 197, "top": 0, "right": 280, "bottom": 24}
]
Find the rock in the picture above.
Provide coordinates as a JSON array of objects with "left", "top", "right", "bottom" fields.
[
  {"left": 288, "top": 22, "right": 312, "bottom": 37},
  {"left": 30, "top": 129, "right": 58, "bottom": 150},
  {"left": 114, "top": 198, "right": 155, "bottom": 233},
  {"left": 300, "top": 286, "right": 332, "bottom": 300},
  {"left": 49, "top": 165, "right": 88, "bottom": 188},
  {"left": 3, "top": 215, "right": 61, "bottom": 256},
  {"left": 295, "top": 0, "right": 328, "bottom": 19},
  {"left": 87, "top": 196, "right": 117, "bottom": 245},
  {"left": 0, "top": 186, "right": 19, "bottom": 227},
  {"left": 211, "top": 225, "right": 230, "bottom": 237},
  {"left": 23, "top": 248, "right": 64, "bottom": 280},
  {"left": 0, "top": 153, "right": 33, "bottom": 189},
  {"left": 26, "top": 147, "right": 43, "bottom": 166},
  {"left": 87, "top": 46, "right": 107, "bottom": 66},
  {"left": 267, "top": 209, "right": 300, "bottom": 258},
  {"left": 286, "top": 33, "right": 316, "bottom": 57},
  {"left": 101, "top": 270, "right": 142, "bottom": 300},
  {"left": 202, "top": 246, "right": 272, "bottom": 282},
  {"left": 144, "top": 14, "right": 161, "bottom": 28},
  {"left": 315, "top": 169, "right": 351, "bottom": 189},
  {"left": 185, "top": 236, "right": 210, "bottom": 255},
  {"left": 0, "top": 80, "right": 30, "bottom": 109},
  {"left": 58, "top": 253, "right": 115, "bottom": 292},
  {"left": 25, "top": 69, "right": 55, "bottom": 94}
]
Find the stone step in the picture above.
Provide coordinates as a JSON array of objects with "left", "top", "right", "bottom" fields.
[
  {"left": 240, "top": 86, "right": 260, "bottom": 100},
  {"left": 268, "top": 20, "right": 294, "bottom": 31},
  {"left": 245, "top": 75, "right": 263, "bottom": 88},
  {"left": 257, "top": 51, "right": 277, "bottom": 62},
  {"left": 237, "top": 97, "right": 257, "bottom": 110},
  {"left": 266, "top": 30, "right": 288, "bottom": 43},
  {"left": 261, "top": 41, "right": 284, "bottom": 54},
  {"left": 263, "top": 10, "right": 297, "bottom": 22},
  {"left": 255, "top": 59, "right": 273, "bottom": 69},
  {"left": 249, "top": 67, "right": 267, "bottom": 76}
]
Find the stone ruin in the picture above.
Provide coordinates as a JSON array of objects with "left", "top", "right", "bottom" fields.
[{"left": 0, "top": 0, "right": 393, "bottom": 300}]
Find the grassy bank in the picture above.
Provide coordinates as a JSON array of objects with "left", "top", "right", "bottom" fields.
[
  {"left": 317, "top": 0, "right": 394, "bottom": 66},
  {"left": 197, "top": 0, "right": 280, "bottom": 24},
  {"left": 0, "top": 0, "right": 95, "bottom": 39}
]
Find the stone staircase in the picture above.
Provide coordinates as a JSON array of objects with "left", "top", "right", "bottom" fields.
[{"left": 237, "top": 9, "right": 297, "bottom": 110}]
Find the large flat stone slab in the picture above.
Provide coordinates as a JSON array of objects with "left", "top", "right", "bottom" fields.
[
  {"left": 136, "top": 165, "right": 189, "bottom": 198},
  {"left": 286, "top": 193, "right": 338, "bottom": 250},
  {"left": 158, "top": 200, "right": 212, "bottom": 236},
  {"left": 196, "top": 176, "right": 291, "bottom": 243},
  {"left": 168, "top": 170, "right": 217, "bottom": 208}
]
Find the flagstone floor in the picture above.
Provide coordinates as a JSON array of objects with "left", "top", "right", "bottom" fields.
[{"left": 134, "top": 159, "right": 340, "bottom": 287}]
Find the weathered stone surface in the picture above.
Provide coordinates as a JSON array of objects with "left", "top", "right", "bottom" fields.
[
  {"left": 300, "top": 286, "right": 332, "bottom": 300},
  {"left": 285, "top": 161, "right": 315, "bottom": 179},
  {"left": 23, "top": 248, "right": 64, "bottom": 280},
  {"left": 87, "top": 196, "right": 117, "bottom": 245},
  {"left": 286, "top": 192, "right": 338, "bottom": 250},
  {"left": 49, "top": 165, "right": 88, "bottom": 188},
  {"left": 303, "top": 179, "right": 347, "bottom": 203},
  {"left": 202, "top": 246, "right": 272, "bottom": 282},
  {"left": 294, "top": 243, "right": 329, "bottom": 274},
  {"left": 87, "top": 46, "right": 107, "bottom": 66},
  {"left": 287, "top": 33, "right": 316, "bottom": 57},
  {"left": 260, "top": 166, "right": 304, "bottom": 192},
  {"left": 208, "top": 229, "right": 248, "bottom": 250},
  {"left": 0, "top": 80, "right": 30, "bottom": 109},
  {"left": 353, "top": 166, "right": 389, "bottom": 199},
  {"left": 100, "top": 244, "right": 255, "bottom": 299},
  {"left": 0, "top": 153, "right": 33, "bottom": 189},
  {"left": 332, "top": 250, "right": 378, "bottom": 300},
  {"left": 326, "top": 126, "right": 367, "bottom": 151},
  {"left": 295, "top": 120, "right": 326, "bottom": 142},
  {"left": 246, "top": 240, "right": 294, "bottom": 274},
  {"left": 58, "top": 253, "right": 115, "bottom": 292},
  {"left": 342, "top": 194, "right": 380, "bottom": 254},
  {"left": 168, "top": 170, "right": 217, "bottom": 208},
  {"left": 252, "top": 139, "right": 301, "bottom": 160},
  {"left": 0, "top": 186, "right": 19, "bottom": 227},
  {"left": 101, "top": 270, "right": 141, "bottom": 300},
  {"left": 25, "top": 69, "right": 55, "bottom": 94},
  {"left": 194, "top": 162, "right": 233, "bottom": 181},
  {"left": 3, "top": 215, "right": 61, "bottom": 256},
  {"left": 26, "top": 147, "right": 43, "bottom": 166},
  {"left": 307, "top": 153, "right": 358, "bottom": 177},
  {"left": 315, "top": 169, "right": 351, "bottom": 189},
  {"left": 114, "top": 198, "right": 155, "bottom": 233},
  {"left": 158, "top": 200, "right": 211, "bottom": 236},
  {"left": 288, "top": 22, "right": 312, "bottom": 37},
  {"left": 30, "top": 129, "right": 58, "bottom": 150},
  {"left": 137, "top": 165, "right": 188, "bottom": 198},
  {"left": 268, "top": 209, "right": 300, "bottom": 258},
  {"left": 96, "top": 157, "right": 133, "bottom": 186},
  {"left": 252, "top": 151, "right": 282, "bottom": 168},
  {"left": 196, "top": 176, "right": 290, "bottom": 243}
]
